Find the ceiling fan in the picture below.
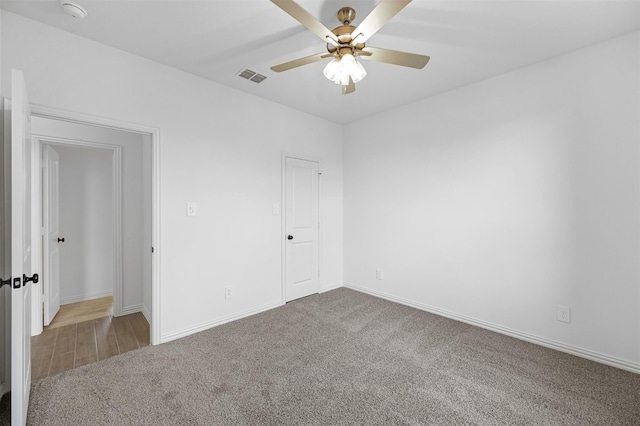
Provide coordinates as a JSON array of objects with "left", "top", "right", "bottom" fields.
[{"left": 270, "top": 0, "right": 430, "bottom": 95}]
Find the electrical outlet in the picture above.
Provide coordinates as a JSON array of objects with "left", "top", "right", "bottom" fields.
[
  {"left": 557, "top": 305, "right": 571, "bottom": 323},
  {"left": 376, "top": 269, "right": 383, "bottom": 280},
  {"left": 187, "top": 202, "right": 197, "bottom": 217},
  {"left": 225, "top": 286, "right": 233, "bottom": 299}
]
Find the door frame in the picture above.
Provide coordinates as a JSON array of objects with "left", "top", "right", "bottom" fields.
[
  {"left": 33, "top": 136, "right": 123, "bottom": 333},
  {"left": 0, "top": 100, "right": 10, "bottom": 401},
  {"left": 29, "top": 104, "right": 161, "bottom": 345},
  {"left": 281, "top": 152, "right": 321, "bottom": 303}
]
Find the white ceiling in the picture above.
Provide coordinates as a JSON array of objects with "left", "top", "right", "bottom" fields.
[{"left": 1, "top": 0, "right": 639, "bottom": 124}]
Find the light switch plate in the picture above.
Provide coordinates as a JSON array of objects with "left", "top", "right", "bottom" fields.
[
  {"left": 272, "top": 203, "right": 280, "bottom": 215},
  {"left": 187, "top": 202, "right": 197, "bottom": 217}
]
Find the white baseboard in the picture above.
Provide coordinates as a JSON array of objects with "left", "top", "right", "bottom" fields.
[
  {"left": 344, "top": 282, "right": 640, "bottom": 375},
  {"left": 160, "top": 300, "right": 284, "bottom": 344},
  {"left": 320, "top": 283, "right": 343, "bottom": 293},
  {"left": 0, "top": 382, "right": 9, "bottom": 400},
  {"left": 120, "top": 304, "right": 142, "bottom": 316},
  {"left": 141, "top": 304, "right": 151, "bottom": 324},
  {"left": 61, "top": 290, "right": 112, "bottom": 305}
]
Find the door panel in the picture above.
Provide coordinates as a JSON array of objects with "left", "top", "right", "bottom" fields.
[
  {"left": 285, "top": 157, "right": 319, "bottom": 302},
  {"left": 43, "top": 145, "right": 61, "bottom": 325},
  {"left": 292, "top": 167, "right": 313, "bottom": 228},
  {"left": 291, "top": 241, "right": 313, "bottom": 287},
  {"left": 10, "top": 69, "right": 33, "bottom": 426}
]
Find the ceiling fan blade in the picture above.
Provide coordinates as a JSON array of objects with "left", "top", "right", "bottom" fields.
[
  {"left": 360, "top": 46, "right": 430, "bottom": 69},
  {"left": 271, "top": 52, "right": 328, "bottom": 72},
  {"left": 342, "top": 77, "right": 356, "bottom": 95},
  {"left": 271, "top": 0, "right": 338, "bottom": 44},
  {"left": 351, "top": 0, "right": 412, "bottom": 42}
]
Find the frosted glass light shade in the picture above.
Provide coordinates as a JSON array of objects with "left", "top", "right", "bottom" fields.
[
  {"left": 336, "top": 68, "right": 350, "bottom": 86},
  {"left": 341, "top": 53, "right": 356, "bottom": 69},
  {"left": 322, "top": 59, "right": 341, "bottom": 81},
  {"left": 349, "top": 60, "right": 367, "bottom": 83}
]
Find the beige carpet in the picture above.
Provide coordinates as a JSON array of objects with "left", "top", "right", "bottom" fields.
[{"left": 2, "top": 288, "right": 639, "bottom": 425}]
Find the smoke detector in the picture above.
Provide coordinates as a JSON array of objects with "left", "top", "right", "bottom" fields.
[{"left": 59, "top": 1, "right": 88, "bottom": 19}]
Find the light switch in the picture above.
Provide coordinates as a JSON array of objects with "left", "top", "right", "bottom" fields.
[
  {"left": 187, "top": 202, "right": 197, "bottom": 217},
  {"left": 272, "top": 203, "right": 280, "bottom": 215}
]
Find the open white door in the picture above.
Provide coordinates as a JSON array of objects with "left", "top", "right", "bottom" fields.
[
  {"left": 42, "top": 145, "right": 61, "bottom": 326},
  {"left": 10, "top": 69, "right": 34, "bottom": 426},
  {"left": 284, "top": 157, "right": 319, "bottom": 302}
]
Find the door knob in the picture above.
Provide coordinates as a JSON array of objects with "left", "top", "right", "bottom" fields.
[
  {"left": 287, "top": 235, "right": 293, "bottom": 240},
  {"left": 0, "top": 277, "right": 11, "bottom": 289},
  {"left": 23, "top": 273, "right": 39, "bottom": 285},
  {"left": 58, "top": 237, "right": 65, "bottom": 243}
]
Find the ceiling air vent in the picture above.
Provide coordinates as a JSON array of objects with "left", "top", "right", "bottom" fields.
[{"left": 237, "top": 68, "right": 267, "bottom": 84}]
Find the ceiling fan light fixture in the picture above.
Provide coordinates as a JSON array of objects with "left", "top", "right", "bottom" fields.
[
  {"left": 324, "top": 59, "right": 349, "bottom": 85},
  {"left": 323, "top": 54, "right": 367, "bottom": 86}
]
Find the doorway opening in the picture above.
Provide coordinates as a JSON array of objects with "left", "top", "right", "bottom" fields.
[
  {"left": 31, "top": 105, "right": 162, "bottom": 344},
  {"left": 29, "top": 115, "right": 155, "bottom": 376},
  {"left": 35, "top": 130, "right": 133, "bottom": 324}
]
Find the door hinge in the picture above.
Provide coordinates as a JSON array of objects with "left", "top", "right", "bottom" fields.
[
  {"left": 1, "top": 276, "right": 11, "bottom": 289},
  {"left": 151, "top": 247, "right": 155, "bottom": 253}
]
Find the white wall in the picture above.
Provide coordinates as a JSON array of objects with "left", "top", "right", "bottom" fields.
[
  {"left": 33, "top": 118, "right": 148, "bottom": 313},
  {"left": 52, "top": 145, "right": 114, "bottom": 303},
  {"left": 1, "top": 11, "right": 343, "bottom": 342},
  {"left": 344, "top": 32, "right": 640, "bottom": 370}
]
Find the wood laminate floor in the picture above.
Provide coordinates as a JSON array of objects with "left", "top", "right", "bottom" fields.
[
  {"left": 32, "top": 312, "right": 150, "bottom": 380},
  {"left": 45, "top": 296, "right": 114, "bottom": 329}
]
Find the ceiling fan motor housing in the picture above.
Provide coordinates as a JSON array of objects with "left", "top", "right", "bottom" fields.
[
  {"left": 337, "top": 7, "right": 356, "bottom": 25},
  {"left": 327, "top": 25, "right": 366, "bottom": 56},
  {"left": 328, "top": 7, "right": 366, "bottom": 55}
]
